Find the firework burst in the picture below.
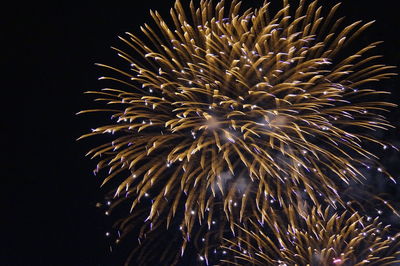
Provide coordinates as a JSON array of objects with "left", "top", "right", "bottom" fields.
[
  {"left": 79, "top": 0, "right": 397, "bottom": 262},
  {"left": 222, "top": 206, "right": 400, "bottom": 265}
]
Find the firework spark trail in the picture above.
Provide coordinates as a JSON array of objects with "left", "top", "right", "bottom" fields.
[
  {"left": 79, "top": 0, "right": 398, "bottom": 263},
  {"left": 221, "top": 206, "right": 400, "bottom": 265}
]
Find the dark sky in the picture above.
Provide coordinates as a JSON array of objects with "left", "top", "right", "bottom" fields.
[{"left": 2, "top": 0, "right": 399, "bottom": 265}]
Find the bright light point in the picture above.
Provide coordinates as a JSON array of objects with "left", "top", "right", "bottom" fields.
[
  {"left": 149, "top": 89, "right": 153, "bottom": 93},
  {"left": 106, "top": 232, "right": 110, "bottom": 237},
  {"left": 199, "top": 256, "right": 204, "bottom": 261},
  {"left": 222, "top": 251, "right": 227, "bottom": 255},
  {"left": 191, "top": 210, "right": 195, "bottom": 215},
  {"left": 212, "top": 220, "right": 216, "bottom": 225},
  {"left": 378, "top": 167, "right": 383, "bottom": 172},
  {"left": 105, "top": 211, "right": 110, "bottom": 216},
  {"left": 333, "top": 258, "right": 342, "bottom": 264},
  {"left": 377, "top": 210, "right": 382, "bottom": 214},
  {"left": 107, "top": 201, "right": 111, "bottom": 206},
  {"left": 144, "top": 193, "right": 149, "bottom": 197}
]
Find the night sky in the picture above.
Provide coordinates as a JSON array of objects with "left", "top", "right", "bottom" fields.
[{"left": 3, "top": 1, "right": 399, "bottom": 265}]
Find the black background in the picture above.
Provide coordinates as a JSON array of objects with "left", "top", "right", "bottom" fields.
[{"left": 2, "top": 0, "right": 399, "bottom": 265}]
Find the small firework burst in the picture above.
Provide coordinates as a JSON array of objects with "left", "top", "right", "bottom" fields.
[
  {"left": 79, "top": 0, "right": 398, "bottom": 263},
  {"left": 221, "top": 206, "right": 400, "bottom": 265}
]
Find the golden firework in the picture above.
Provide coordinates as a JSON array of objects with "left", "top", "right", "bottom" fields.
[
  {"left": 79, "top": 0, "right": 397, "bottom": 263},
  {"left": 222, "top": 206, "right": 400, "bottom": 265}
]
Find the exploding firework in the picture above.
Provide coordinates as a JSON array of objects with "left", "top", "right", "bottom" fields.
[
  {"left": 79, "top": 0, "right": 397, "bottom": 263},
  {"left": 221, "top": 206, "right": 400, "bottom": 265}
]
